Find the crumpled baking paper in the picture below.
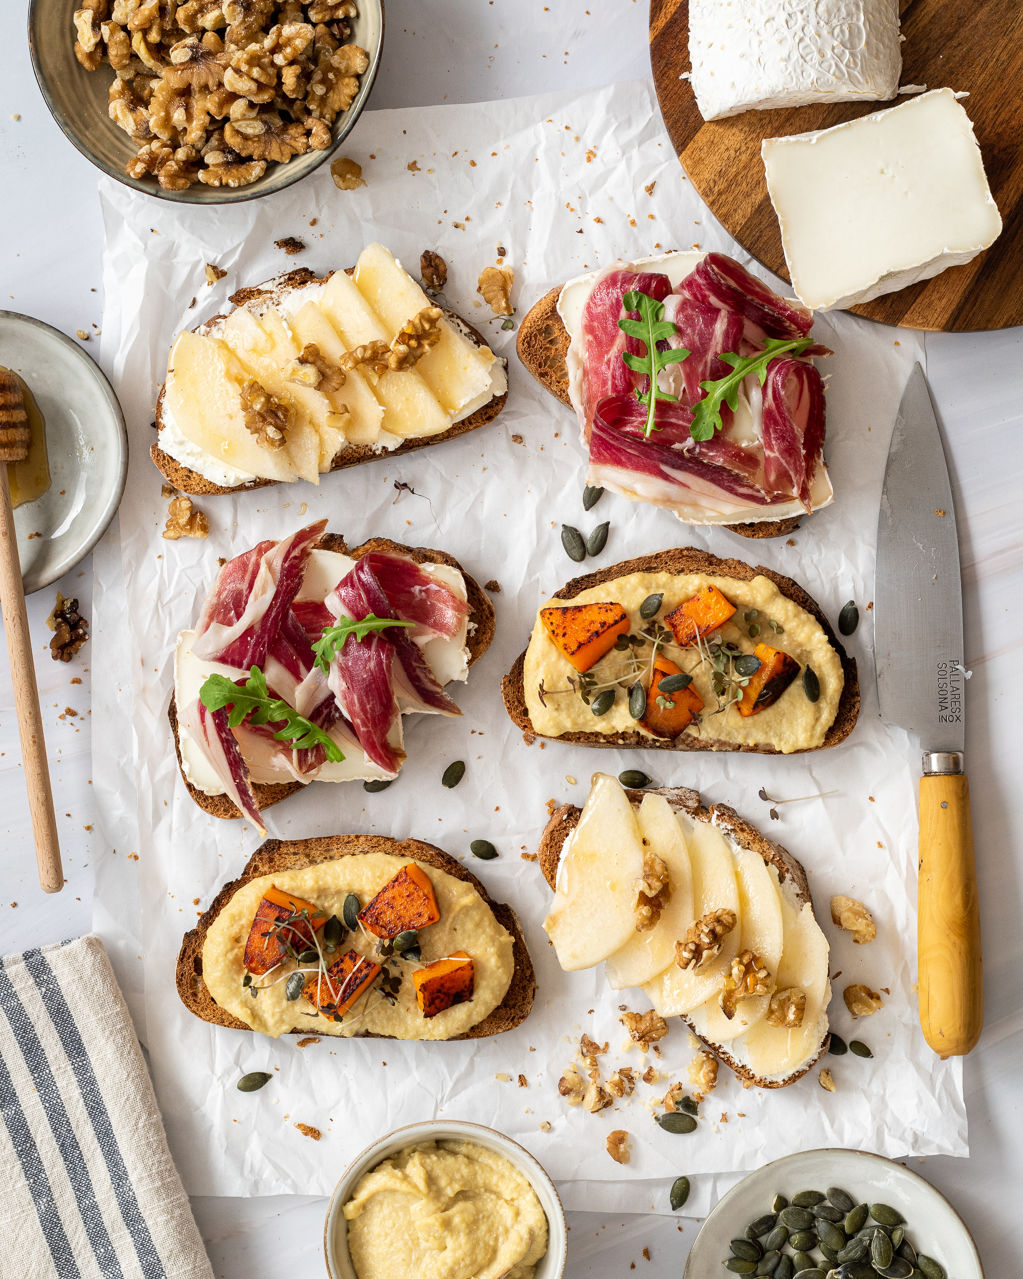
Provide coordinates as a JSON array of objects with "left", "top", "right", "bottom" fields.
[{"left": 93, "top": 78, "right": 966, "bottom": 1215}]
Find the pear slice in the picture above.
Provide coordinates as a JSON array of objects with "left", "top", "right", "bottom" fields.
[
  {"left": 686, "top": 845, "right": 785, "bottom": 1044},
  {"left": 642, "top": 816, "right": 741, "bottom": 1017},
  {"left": 288, "top": 300, "right": 385, "bottom": 447},
  {"left": 255, "top": 309, "right": 347, "bottom": 472},
  {"left": 543, "top": 773, "right": 647, "bottom": 971},
  {"left": 604, "top": 793, "right": 694, "bottom": 990}
]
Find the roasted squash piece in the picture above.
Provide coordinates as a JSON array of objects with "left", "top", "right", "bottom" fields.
[
  {"left": 303, "top": 949, "right": 382, "bottom": 1021},
  {"left": 642, "top": 656, "right": 705, "bottom": 738},
  {"left": 412, "top": 951, "right": 475, "bottom": 1017},
  {"left": 244, "top": 886, "right": 326, "bottom": 976},
  {"left": 665, "top": 584, "right": 736, "bottom": 647},
  {"left": 540, "top": 601, "right": 630, "bottom": 672},
  {"left": 737, "top": 643, "right": 801, "bottom": 717},
  {"left": 358, "top": 864, "right": 441, "bottom": 939}
]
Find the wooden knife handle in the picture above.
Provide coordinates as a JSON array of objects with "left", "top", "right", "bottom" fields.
[{"left": 918, "top": 772, "right": 982, "bottom": 1056}]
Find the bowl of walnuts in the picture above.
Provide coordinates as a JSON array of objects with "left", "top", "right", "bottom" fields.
[{"left": 28, "top": 0, "right": 383, "bottom": 202}]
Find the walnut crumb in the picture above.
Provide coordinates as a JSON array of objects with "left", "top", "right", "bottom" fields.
[
  {"left": 330, "top": 156, "right": 365, "bottom": 190},
  {"left": 517, "top": 1074, "right": 528, "bottom": 1087},
  {"left": 76, "top": 329, "right": 90, "bottom": 340},
  {"left": 160, "top": 483, "right": 177, "bottom": 497},
  {"left": 831, "top": 895, "right": 877, "bottom": 945},
  {"left": 163, "top": 495, "right": 209, "bottom": 540},
  {"left": 294, "top": 1123, "right": 321, "bottom": 1140},
  {"left": 47, "top": 593, "right": 89, "bottom": 662},
  {"left": 539, "top": 1120, "right": 552, "bottom": 1132},
  {"left": 274, "top": 236, "right": 306, "bottom": 255},
  {"left": 620, "top": 1010, "right": 668, "bottom": 1050},
  {"left": 844, "top": 983, "right": 883, "bottom": 1018},
  {"left": 688, "top": 1050, "right": 718, "bottom": 1098},
  {"left": 644, "top": 181, "right": 656, "bottom": 195},
  {"left": 205, "top": 263, "right": 226, "bottom": 285},
  {"left": 606, "top": 1129, "right": 631, "bottom": 1164}
]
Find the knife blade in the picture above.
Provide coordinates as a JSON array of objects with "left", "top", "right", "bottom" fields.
[{"left": 875, "top": 363, "right": 982, "bottom": 1057}]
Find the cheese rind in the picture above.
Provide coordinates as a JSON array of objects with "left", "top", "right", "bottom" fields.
[
  {"left": 688, "top": 0, "right": 902, "bottom": 122},
  {"left": 762, "top": 88, "right": 1003, "bottom": 311}
]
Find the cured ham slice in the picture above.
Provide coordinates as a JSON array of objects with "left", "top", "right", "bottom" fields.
[
  {"left": 326, "top": 633, "right": 404, "bottom": 775},
  {"left": 196, "top": 703, "right": 267, "bottom": 835},
  {"left": 358, "top": 552, "right": 469, "bottom": 640},
  {"left": 678, "top": 253, "right": 813, "bottom": 342},
  {"left": 762, "top": 358, "right": 826, "bottom": 509}
]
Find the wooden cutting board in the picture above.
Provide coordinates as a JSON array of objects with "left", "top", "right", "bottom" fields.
[{"left": 650, "top": 0, "right": 1023, "bottom": 331}]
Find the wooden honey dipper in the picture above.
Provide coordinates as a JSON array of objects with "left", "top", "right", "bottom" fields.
[{"left": 0, "top": 368, "right": 63, "bottom": 892}]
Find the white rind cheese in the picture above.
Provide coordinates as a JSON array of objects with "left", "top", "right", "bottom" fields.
[
  {"left": 688, "top": 0, "right": 902, "bottom": 122},
  {"left": 762, "top": 88, "right": 1003, "bottom": 311}
]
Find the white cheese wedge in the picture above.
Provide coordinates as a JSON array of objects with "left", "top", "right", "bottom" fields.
[
  {"left": 762, "top": 88, "right": 1003, "bottom": 311},
  {"left": 689, "top": 0, "right": 902, "bottom": 122}
]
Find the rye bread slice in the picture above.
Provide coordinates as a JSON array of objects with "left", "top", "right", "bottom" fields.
[
  {"left": 170, "top": 532, "right": 495, "bottom": 822},
  {"left": 515, "top": 284, "right": 802, "bottom": 540},
  {"left": 152, "top": 268, "right": 508, "bottom": 497},
  {"left": 177, "top": 833, "right": 535, "bottom": 1040},
  {"left": 502, "top": 546, "right": 859, "bottom": 755},
  {"left": 536, "top": 786, "right": 830, "bottom": 1086}
]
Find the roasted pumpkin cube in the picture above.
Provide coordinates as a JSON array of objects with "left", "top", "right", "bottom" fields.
[
  {"left": 539, "top": 601, "right": 630, "bottom": 672},
  {"left": 303, "top": 949, "right": 381, "bottom": 1022},
  {"left": 412, "top": 952, "right": 475, "bottom": 1018},
  {"left": 357, "top": 864, "right": 440, "bottom": 939},
  {"left": 244, "top": 886, "right": 326, "bottom": 976},
  {"left": 737, "top": 643, "right": 801, "bottom": 717},
  {"left": 665, "top": 585, "right": 736, "bottom": 647},
  {"left": 642, "top": 656, "right": 705, "bottom": 738}
]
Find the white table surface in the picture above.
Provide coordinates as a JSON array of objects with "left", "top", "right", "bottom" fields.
[{"left": 1, "top": 2, "right": 1021, "bottom": 1276}]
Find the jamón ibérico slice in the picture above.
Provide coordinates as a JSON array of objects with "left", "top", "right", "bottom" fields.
[
  {"left": 678, "top": 253, "right": 813, "bottom": 341},
  {"left": 196, "top": 703, "right": 266, "bottom": 835},
  {"left": 762, "top": 359, "right": 826, "bottom": 510},
  {"left": 357, "top": 552, "right": 468, "bottom": 640},
  {"left": 661, "top": 294, "right": 743, "bottom": 406},
  {"left": 326, "top": 632, "right": 403, "bottom": 774},
  {"left": 292, "top": 598, "right": 334, "bottom": 644}
]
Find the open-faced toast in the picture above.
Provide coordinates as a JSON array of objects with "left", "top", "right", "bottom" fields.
[
  {"left": 503, "top": 547, "right": 858, "bottom": 756},
  {"left": 177, "top": 833, "right": 536, "bottom": 1041},
  {"left": 536, "top": 777, "right": 831, "bottom": 1087}
]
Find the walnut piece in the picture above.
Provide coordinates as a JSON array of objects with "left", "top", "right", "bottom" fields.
[
  {"left": 634, "top": 849, "right": 670, "bottom": 933},
  {"left": 831, "top": 895, "right": 877, "bottom": 945},
  {"left": 240, "top": 380, "right": 289, "bottom": 448},
  {"left": 205, "top": 262, "right": 227, "bottom": 284},
  {"left": 606, "top": 1130, "right": 631, "bottom": 1165},
  {"left": 306, "top": 0, "right": 355, "bottom": 19},
  {"left": 688, "top": 1050, "right": 718, "bottom": 1099},
  {"left": 844, "top": 983, "right": 884, "bottom": 1018},
  {"left": 719, "top": 950, "right": 772, "bottom": 1020},
  {"left": 420, "top": 249, "right": 448, "bottom": 293},
  {"left": 662, "top": 1081, "right": 687, "bottom": 1111},
  {"left": 199, "top": 154, "right": 266, "bottom": 186},
  {"left": 307, "top": 43, "right": 369, "bottom": 123},
  {"left": 676, "top": 908, "right": 737, "bottom": 971},
  {"left": 46, "top": 594, "right": 89, "bottom": 662},
  {"left": 387, "top": 306, "right": 444, "bottom": 371},
  {"left": 478, "top": 264, "right": 514, "bottom": 316},
  {"left": 340, "top": 340, "right": 390, "bottom": 378},
  {"left": 582, "top": 1081, "right": 612, "bottom": 1113},
  {"left": 225, "top": 112, "right": 307, "bottom": 162},
  {"left": 620, "top": 1009, "right": 668, "bottom": 1051},
  {"left": 330, "top": 155, "right": 365, "bottom": 189},
  {"left": 557, "top": 1063, "right": 586, "bottom": 1106},
  {"left": 163, "top": 494, "right": 210, "bottom": 540},
  {"left": 290, "top": 342, "right": 346, "bottom": 394},
  {"left": 766, "top": 986, "right": 807, "bottom": 1029},
  {"left": 605, "top": 1067, "right": 637, "bottom": 1100},
  {"left": 818, "top": 1068, "right": 836, "bottom": 1093}
]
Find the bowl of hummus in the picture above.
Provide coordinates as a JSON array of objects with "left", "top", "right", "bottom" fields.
[{"left": 324, "top": 1120, "right": 567, "bottom": 1279}]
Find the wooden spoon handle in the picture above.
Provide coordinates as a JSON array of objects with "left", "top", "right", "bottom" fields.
[
  {"left": 0, "top": 466, "right": 63, "bottom": 893},
  {"left": 917, "top": 772, "right": 983, "bottom": 1056}
]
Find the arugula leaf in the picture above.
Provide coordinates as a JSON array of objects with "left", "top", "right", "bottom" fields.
[
  {"left": 618, "top": 290, "right": 691, "bottom": 437},
  {"left": 689, "top": 336, "right": 813, "bottom": 443},
  {"left": 199, "top": 666, "right": 344, "bottom": 762},
  {"left": 312, "top": 613, "right": 415, "bottom": 673}
]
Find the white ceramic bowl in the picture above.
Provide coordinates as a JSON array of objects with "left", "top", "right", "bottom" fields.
[
  {"left": 323, "top": 1120, "right": 568, "bottom": 1279},
  {"left": 684, "top": 1147, "right": 984, "bottom": 1279}
]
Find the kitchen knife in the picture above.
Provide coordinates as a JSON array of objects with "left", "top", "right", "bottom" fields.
[{"left": 875, "top": 363, "right": 982, "bottom": 1057}]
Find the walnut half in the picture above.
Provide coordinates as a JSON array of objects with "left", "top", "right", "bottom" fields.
[
  {"left": 420, "top": 249, "right": 447, "bottom": 293},
  {"left": 478, "top": 264, "right": 514, "bottom": 316},
  {"left": 766, "top": 986, "right": 806, "bottom": 1029},
  {"left": 163, "top": 494, "right": 210, "bottom": 540},
  {"left": 634, "top": 850, "right": 670, "bottom": 933},
  {"left": 719, "top": 950, "right": 772, "bottom": 1020},
  {"left": 388, "top": 307, "right": 443, "bottom": 371},
  {"left": 620, "top": 1009, "right": 668, "bottom": 1051},
  {"left": 240, "top": 380, "right": 288, "bottom": 449},
  {"left": 675, "top": 908, "right": 737, "bottom": 971}
]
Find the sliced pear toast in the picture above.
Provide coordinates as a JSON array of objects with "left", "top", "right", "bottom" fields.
[{"left": 538, "top": 775, "right": 831, "bottom": 1087}]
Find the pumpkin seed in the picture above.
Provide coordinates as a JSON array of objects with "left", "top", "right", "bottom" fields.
[
  {"left": 762, "top": 1225, "right": 788, "bottom": 1252},
  {"left": 640, "top": 592, "right": 663, "bottom": 619},
  {"left": 877, "top": 1261, "right": 913, "bottom": 1279},
  {"left": 827, "top": 1187, "right": 855, "bottom": 1213},
  {"left": 363, "top": 778, "right": 393, "bottom": 793},
  {"left": 342, "top": 893, "right": 360, "bottom": 931},
  {"left": 802, "top": 665, "right": 820, "bottom": 702},
  {"left": 897, "top": 1239, "right": 918, "bottom": 1265},
  {"left": 591, "top": 688, "right": 616, "bottom": 716},
  {"left": 916, "top": 1256, "right": 945, "bottom": 1279},
  {"left": 772, "top": 1194, "right": 789, "bottom": 1213},
  {"left": 792, "top": 1271, "right": 824, "bottom": 1279},
  {"left": 834, "top": 1265, "right": 876, "bottom": 1279},
  {"left": 297, "top": 949, "right": 318, "bottom": 963},
  {"left": 441, "top": 759, "right": 466, "bottom": 788},
  {"left": 890, "top": 1226, "right": 905, "bottom": 1251},
  {"left": 757, "top": 1250, "right": 781, "bottom": 1274},
  {"left": 789, "top": 1231, "right": 816, "bottom": 1251},
  {"left": 470, "top": 839, "right": 498, "bottom": 860},
  {"left": 393, "top": 930, "right": 419, "bottom": 954},
  {"left": 837, "top": 1236, "right": 869, "bottom": 1263},
  {"left": 677, "top": 1095, "right": 699, "bottom": 1116},
  {"left": 236, "top": 1071, "right": 272, "bottom": 1093},
  {"left": 561, "top": 524, "right": 586, "bottom": 561},
  {"left": 844, "top": 1204, "right": 868, "bottom": 1234},
  {"left": 829, "top": 1033, "right": 849, "bottom": 1056},
  {"left": 724, "top": 1262, "right": 756, "bottom": 1275},
  {"left": 730, "top": 1239, "right": 762, "bottom": 1262},
  {"left": 812, "top": 1202, "right": 844, "bottom": 1223},
  {"left": 656, "top": 1111, "right": 697, "bottom": 1134},
  {"left": 872, "top": 1229, "right": 894, "bottom": 1270},
  {"left": 749, "top": 1215, "right": 777, "bottom": 1238},
  {"left": 817, "top": 1242, "right": 839, "bottom": 1263},
  {"left": 791, "top": 1190, "right": 824, "bottom": 1208},
  {"left": 614, "top": 633, "right": 632, "bottom": 651},
  {"left": 734, "top": 653, "right": 763, "bottom": 678},
  {"left": 669, "top": 1176, "right": 690, "bottom": 1212},
  {"left": 586, "top": 521, "right": 610, "bottom": 556},
  {"left": 582, "top": 485, "right": 605, "bottom": 511},
  {"left": 779, "top": 1206, "right": 814, "bottom": 1232},
  {"left": 849, "top": 1040, "right": 873, "bottom": 1058},
  {"left": 792, "top": 1253, "right": 817, "bottom": 1274},
  {"left": 774, "top": 1258, "right": 794, "bottom": 1279},
  {"left": 323, "top": 915, "right": 343, "bottom": 948},
  {"left": 838, "top": 600, "right": 860, "bottom": 635},
  {"left": 816, "top": 1220, "right": 846, "bottom": 1252},
  {"left": 619, "top": 770, "right": 652, "bottom": 788},
  {"left": 658, "top": 671, "right": 693, "bottom": 693},
  {"left": 629, "top": 683, "right": 647, "bottom": 719},
  {"left": 285, "top": 972, "right": 305, "bottom": 1002},
  {"left": 870, "top": 1204, "right": 905, "bottom": 1228}
]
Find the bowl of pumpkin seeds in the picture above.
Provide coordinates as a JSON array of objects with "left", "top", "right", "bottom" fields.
[{"left": 682, "top": 1148, "right": 983, "bottom": 1279}]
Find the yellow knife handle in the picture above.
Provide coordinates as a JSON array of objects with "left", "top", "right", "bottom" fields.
[{"left": 917, "top": 764, "right": 983, "bottom": 1056}]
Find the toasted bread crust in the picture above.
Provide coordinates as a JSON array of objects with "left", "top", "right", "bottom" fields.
[
  {"left": 536, "top": 786, "right": 829, "bottom": 1086},
  {"left": 170, "top": 532, "right": 496, "bottom": 821},
  {"left": 176, "top": 833, "right": 536, "bottom": 1040},
  {"left": 515, "top": 284, "right": 802, "bottom": 540},
  {"left": 152, "top": 268, "right": 508, "bottom": 497},
  {"left": 501, "top": 546, "right": 858, "bottom": 756}
]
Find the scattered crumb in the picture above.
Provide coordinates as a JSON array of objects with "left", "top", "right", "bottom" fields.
[
  {"left": 935, "top": 508, "right": 946, "bottom": 517},
  {"left": 539, "top": 1120, "right": 552, "bottom": 1132},
  {"left": 274, "top": 237, "right": 306, "bottom": 256},
  {"left": 75, "top": 329, "right": 90, "bottom": 340},
  {"left": 511, "top": 433, "right": 524, "bottom": 444},
  {"left": 407, "top": 160, "right": 420, "bottom": 172},
  {"left": 819, "top": 1068, "right": 836, "bottom": 1092},
  {"left": 495, "top": 1072, "right": 512, "bottom": 1082},
  {"left": 205, "top": 263, "right": 226, "bottom": 285},
  {"left": 518, "top": 1074, "right": 528, "bottom": 1088},
  {"left": 484, "top": 579, "right": 502, "bottom": 593},
  {"left": 296, "top": 1037, "right": 321, "bottom": 1048},
  {"left": 294, "top": 1123, "right": 322, "bottom": 1140}
]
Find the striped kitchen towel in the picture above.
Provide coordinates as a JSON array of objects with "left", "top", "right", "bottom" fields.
[{"left": 0, "top": 937, "right": 213, "bottom": 1279}]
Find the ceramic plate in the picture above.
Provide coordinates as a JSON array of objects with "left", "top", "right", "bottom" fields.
[
  {"left": 0, "top": 312, "right": 127, "bottom": 594},
  {"left": 684, "top": 1148, "right": 983, "bottom": 1279}
]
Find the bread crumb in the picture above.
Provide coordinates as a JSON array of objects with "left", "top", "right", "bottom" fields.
[
  {"left": 518, "top": 1074, "right": 528, "bottom": 1087},
  {"left": 274, "top": 237, "right": 305, "bottom": 255},
  {"left": 296, "top": 1037, "right": 321, "bottom": 1048},
  {"left": 294, "top": 1123, "right": 322, "bottom": 1140},
  {"left": 76, "top": 329, "right": 90, "bottom": 340},
  {"left": 484, "top": 579, "right": 502, "bottom": 593},
  {"left": 495, "top": 1072, "right": 512, "bottom": 1082}
]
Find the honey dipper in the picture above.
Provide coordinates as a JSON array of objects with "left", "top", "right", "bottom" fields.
[{"left": 0, "top": 368, "right": 63, "bottom": 892}]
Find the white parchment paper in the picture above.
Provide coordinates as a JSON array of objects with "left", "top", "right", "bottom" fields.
[{"left": 93, "top": 79, "right": 966, "bottom": 1212}]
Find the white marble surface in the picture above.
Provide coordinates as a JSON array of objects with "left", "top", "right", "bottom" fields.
[{"left": 0, "top": 2, "right": 1020, "bottom": 1275}]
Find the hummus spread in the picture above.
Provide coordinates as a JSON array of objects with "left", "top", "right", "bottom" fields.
[
  {"left": 523, "top": 571, "right": 843, "bottom": 753},
  {"left": 201, "top": 854, "right": 514, "bottom": 1040},
  {"left": 343, "top": 1139, "right": 548, "bottom": 1279}
]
